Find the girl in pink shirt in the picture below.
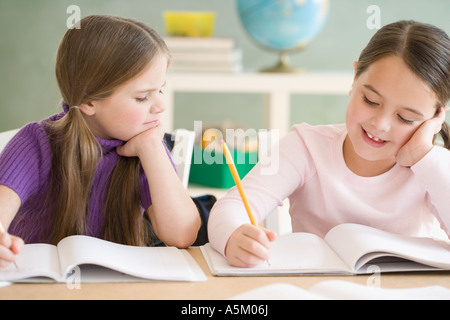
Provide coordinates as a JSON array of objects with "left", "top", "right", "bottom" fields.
[{"left": 208, "top": 20, "right": 450, "bottom": 267}]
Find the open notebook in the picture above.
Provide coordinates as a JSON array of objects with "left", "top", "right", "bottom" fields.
[
  {"left": 202, "top": 223, "right": 450, "bottom": 276},
  {"left": 229, "top": 281, "right": 450, "bottom": 300},
  {"left": 0, "top": 235, "right": 206, "bottom": 282}
]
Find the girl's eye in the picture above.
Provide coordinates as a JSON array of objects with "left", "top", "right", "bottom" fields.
[
  {"left": 397, "top": 114, "right": 414, "bottom": 125},
  {"left": 159, "top": 89, "right": 164, "bottom": 95},
  {"left": 363, "top": 96, "right": 379, "bottom": 106},
  {"left": 136, "top": 96, "right": 148, "bottom": 103}
]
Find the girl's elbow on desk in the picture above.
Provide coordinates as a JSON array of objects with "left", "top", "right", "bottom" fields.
[
  {"left": 162, "top": 224, "right": 200, "bottom": 249},
  {"left": 154, "top": 206, "right": 201, "bottom": 249}
]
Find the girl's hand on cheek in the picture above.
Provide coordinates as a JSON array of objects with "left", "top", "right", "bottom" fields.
[
  {"left": 117, "top": 122, "right": 165, "bottom": 158},
  {"left": 396, "top": 107, "right": 448, "bottom": 167}
]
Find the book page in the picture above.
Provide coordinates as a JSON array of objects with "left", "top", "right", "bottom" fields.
[
  {"left": 202, "top": 232, "right": 349, "bottom": 276},
  {"left": 229, "top": 283, "right": 326, "bottom": 300},
  {"left": 56, "top": 235, "right": 204, "bottom": 281},
  {"left": 325, "top": 224, "right": 450, "bottom": 273},
  {"left": 230, "top": 280, "right": 450, "bottom": 300},
  {"left": 310, "top": 280, "right": 450, "bottom": 300},
  {"left": 0, "top": 244, "right": 61, "bottom": 282},
  {"left": 229, "top": 281, "right": 450, "bottom": 300},
  {"left": 269, "top": 233, "right": 349, "bottom": 272},
  {"left": 76, "top": 250, "right": 206, "bottom": 283}
]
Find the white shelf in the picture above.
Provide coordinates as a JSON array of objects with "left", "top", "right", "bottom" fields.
[{"left": 163, "top": 71, "right": 354, "bottom": 136}]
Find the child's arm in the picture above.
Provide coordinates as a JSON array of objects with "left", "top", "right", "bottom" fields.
[
  {"left": 397, "top": 107, "right": 450, "bottom": 234},
  {"left": 209, "top": 127, "right": 314, "bottom": 266},
  {"left": 117, "top": 125, "right": 201, "bottom": 248},
  {"left": 0, "top": 185, "right": 24, "bottom": 270},
  {"left": 411, "top": 147, "right": 450, "bottom": 235}
]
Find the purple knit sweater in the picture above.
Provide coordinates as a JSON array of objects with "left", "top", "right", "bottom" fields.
[{"left": 0, "top": 105, "right": 173, "bottom": 244}]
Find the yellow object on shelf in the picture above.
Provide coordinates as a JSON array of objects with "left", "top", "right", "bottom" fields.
[{"left": 164, "top": 11, "right": 216, "bottom": 37}]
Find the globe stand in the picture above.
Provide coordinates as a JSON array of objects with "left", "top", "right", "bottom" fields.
[{"left": 261, "top": 52, "right": 304, "bottom": 73}]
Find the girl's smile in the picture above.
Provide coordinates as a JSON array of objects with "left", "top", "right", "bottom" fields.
[{"left": 361, "top": 126, "right": 388, "bottom": 148}]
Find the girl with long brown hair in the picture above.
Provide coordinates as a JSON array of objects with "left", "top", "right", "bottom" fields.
[
  {"left": 0, "top": 15, "right": 200, "bottom": 269},
  {"left": 209, "top": 20, "right": 450, "bottom": 268}
]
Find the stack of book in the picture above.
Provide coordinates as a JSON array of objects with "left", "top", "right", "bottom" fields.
[{"left": 164, "top": 37, "right": 243, "bottom": 73}]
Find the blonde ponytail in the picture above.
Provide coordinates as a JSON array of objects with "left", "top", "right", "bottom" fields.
[{"left": 45, "top": 107, "right": 101, "bottom": 244}]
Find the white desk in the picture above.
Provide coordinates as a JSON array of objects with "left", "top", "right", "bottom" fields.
[
  {"left": 163, "top": 72, "right": 354, "bottom": 136},
  {"left": 2, "top": 248, "right": 450, "bottom": 300}
]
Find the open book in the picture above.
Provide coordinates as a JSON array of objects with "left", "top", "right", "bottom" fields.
[
  {"left": 229, "top": 281, "right": 450, "bottom": 300},
  {"left": 201, "top": 223, "right": 450, "bottom": 276},
  {"left": 0, "top": 235, "right": 206, "bottom": 283}
]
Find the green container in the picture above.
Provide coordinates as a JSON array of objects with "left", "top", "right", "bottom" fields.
[{"left": 189, "top": 146, "right": 258, "bottom": 188}]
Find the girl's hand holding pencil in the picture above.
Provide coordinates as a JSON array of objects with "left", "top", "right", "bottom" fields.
[
  {"left": 225, "top": 224, "right": 276, "bottom": 268},
  {"left": 0, "top": 221, "right": 23, "bottom": 270},
  {"left": 221, "top": 140, "right": 277, "bottom": 268}
]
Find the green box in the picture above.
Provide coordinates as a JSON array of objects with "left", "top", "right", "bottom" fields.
[{"left": 189, "top": 146, "right": 258, "bottom": 188}]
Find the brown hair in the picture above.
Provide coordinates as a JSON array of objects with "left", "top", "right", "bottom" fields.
[
  {"left": 44, "top": 15, "right": 170, "bottom": 245},
  {"left": 356, "top": 20, "right": 450, "bottom": 149}
]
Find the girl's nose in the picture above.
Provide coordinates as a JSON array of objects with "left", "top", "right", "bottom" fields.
[
  {"left": 151, "top": 96, "right": 165, "bottom": 114},
  {"left": 370, "top": 111, "right": 391, "bottom": 133}
]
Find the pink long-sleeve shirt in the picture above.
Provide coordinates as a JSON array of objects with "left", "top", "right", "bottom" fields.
[{"left": 208, "top": 123, "right": 450, "bottom": 256}]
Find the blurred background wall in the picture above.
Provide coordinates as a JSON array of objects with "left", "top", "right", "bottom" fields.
[{"left": 1, "top": 0, "right": 449, "bottom": 132}]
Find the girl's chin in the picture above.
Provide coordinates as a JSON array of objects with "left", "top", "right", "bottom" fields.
[
  {"left": 346, "top": 130, "right": 397, "bottom": 157},
  {"left": 353, "top": 145, "right": 397, "bottom": 163},
  {"left": 349, "top": 137, "right": 396, "bottom": 163}
]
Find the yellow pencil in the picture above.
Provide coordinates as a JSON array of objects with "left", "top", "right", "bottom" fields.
[
  {"left": 221, "top": 140, "right": 258, "bottom": 226},
  {"left": 0, "top": 221, "right": 19, "bottom": 269},
  {"left": 221, "top": 140, "right": 271, "bottom": 266}
]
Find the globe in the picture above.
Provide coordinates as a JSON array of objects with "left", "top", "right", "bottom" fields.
[{"left": 236, "top": 0, "right": 330, "bottom": 72}]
